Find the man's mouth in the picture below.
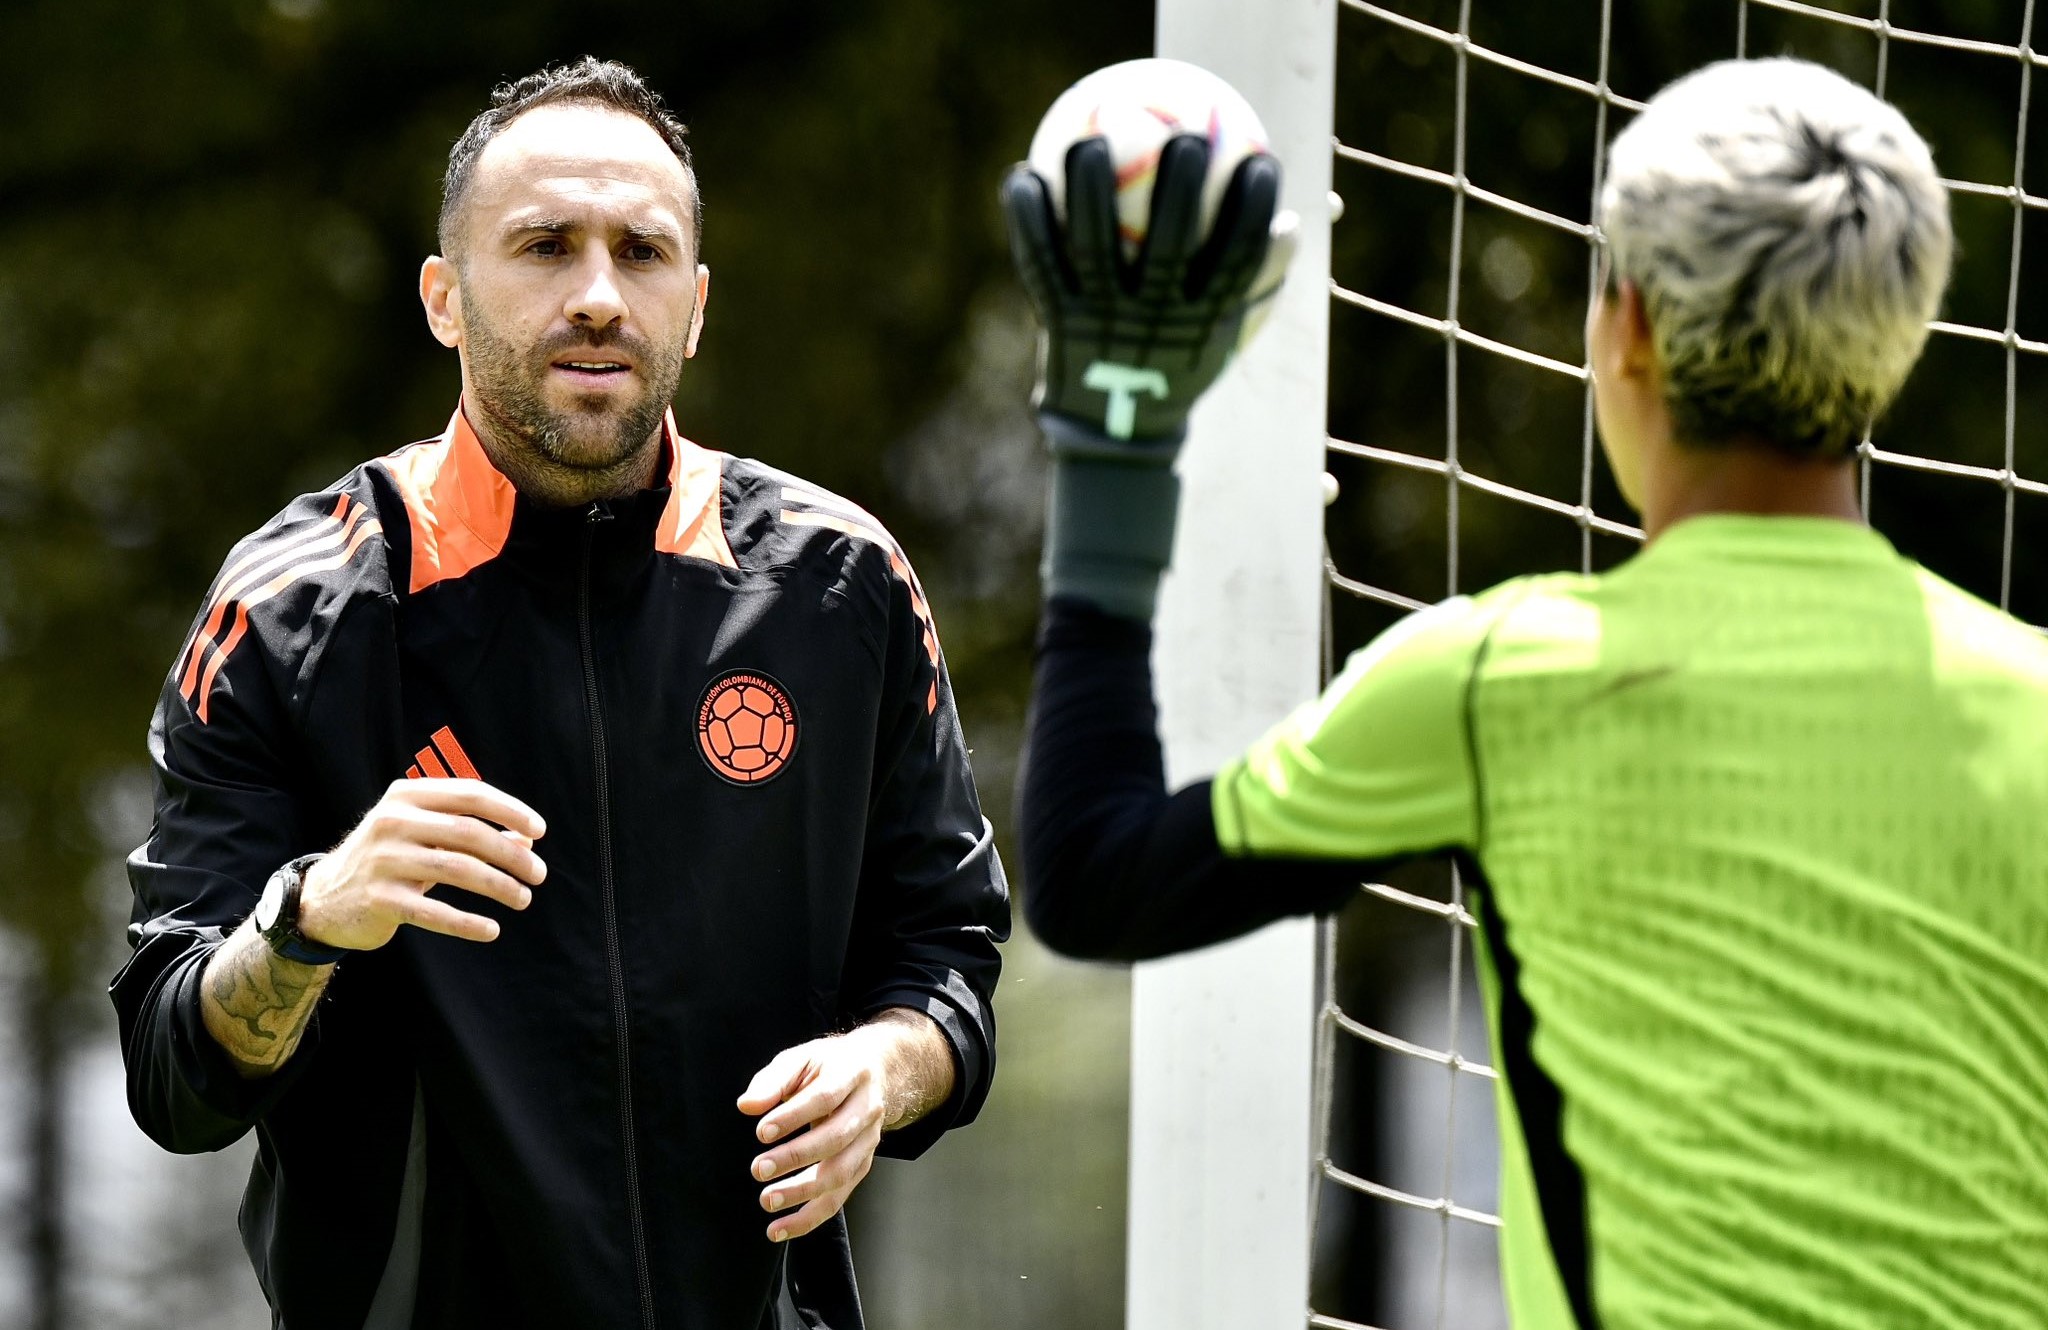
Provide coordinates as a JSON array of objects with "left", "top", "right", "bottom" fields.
[{"left": 550, "top": 357, "right": 633, "bottom": 381}]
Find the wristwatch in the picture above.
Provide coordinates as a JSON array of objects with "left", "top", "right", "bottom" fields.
[{"left": 254, "top": 854, "right": 348, "bottom": 966}]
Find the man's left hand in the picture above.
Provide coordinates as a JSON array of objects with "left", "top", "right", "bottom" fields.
[{"left": 738, "top": 1010, "right": 953, "bottom": 1242}]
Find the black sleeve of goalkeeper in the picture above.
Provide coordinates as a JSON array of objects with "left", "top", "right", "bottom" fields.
[{"left": 1016, "top": 596, "right": 1363, "bottom": 962}]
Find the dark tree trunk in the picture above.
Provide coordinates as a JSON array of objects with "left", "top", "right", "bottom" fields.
[{"left": 24, "top": 975, "right": 67, "bottom": 1330}]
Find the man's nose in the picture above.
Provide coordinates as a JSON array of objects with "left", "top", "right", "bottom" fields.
[{"left": 565, "top": 255, "right": 628, "bottom": 328}]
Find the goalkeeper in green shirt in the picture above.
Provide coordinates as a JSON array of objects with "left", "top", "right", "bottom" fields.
[{"left": 1008, "top": 57, "right": 2048, "bottom": 1329}]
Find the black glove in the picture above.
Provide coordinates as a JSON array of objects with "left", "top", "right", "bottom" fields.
[
  {"left": 1004, "top": 134, "right": 1292, "bottom": 619},
  {"left": 1006, "top": 133, "right": 1283, "bottom": 444}
]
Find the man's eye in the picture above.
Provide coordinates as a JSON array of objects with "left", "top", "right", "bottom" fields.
[
  {"left": 625, "top": 244, "right": 661, "bottom": 263},
  {"left": 527, "top": 239, "right": 566, "bottom": 257}
]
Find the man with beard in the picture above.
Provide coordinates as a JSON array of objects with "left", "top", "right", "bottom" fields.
[{"left": 112, "top": 57, "right": 1007, "bottom": 1330}]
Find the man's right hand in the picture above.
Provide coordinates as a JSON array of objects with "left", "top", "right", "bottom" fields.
[{"left": 299, "top": 778, "right": 548, "bottom": 951}]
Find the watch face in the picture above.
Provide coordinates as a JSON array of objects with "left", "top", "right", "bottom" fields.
[{"left": 254, "top": 875, "right": 285, "bottom": 934}]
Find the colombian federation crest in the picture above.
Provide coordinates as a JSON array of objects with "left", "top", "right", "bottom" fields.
[{"left": 696, "top": 671, "right": 799, "bottom": 785}]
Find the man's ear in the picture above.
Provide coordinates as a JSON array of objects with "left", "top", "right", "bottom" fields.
[
  {"left": 684, "top": 265, "right": 710, "bottom": 359},
  {"left": 1614, "top": 279, "right": 1657, "bottom": 379},
  {"left": 420, "top": 255, "right": 463, "bottom": 349}
]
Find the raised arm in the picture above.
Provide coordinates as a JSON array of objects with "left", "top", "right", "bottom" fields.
[
  {"left": 1005, "top": 129, "right": 1487, "bottom": 962},
  {"left": 1020, "top": 599, "right": 1360, "bottom": 958}
]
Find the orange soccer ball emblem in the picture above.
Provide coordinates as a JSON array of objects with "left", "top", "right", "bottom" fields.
[{"left": 697, "top": 672, "right": 798, "bottom": 784}]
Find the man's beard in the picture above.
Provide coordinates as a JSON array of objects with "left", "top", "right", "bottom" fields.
[{"left": 462, "top": 297, "right": 689, "bottom": 480}]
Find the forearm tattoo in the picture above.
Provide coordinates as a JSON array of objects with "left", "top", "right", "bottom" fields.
[{"left": 200, "top": 924, "right": 333, "bottom": 1077}]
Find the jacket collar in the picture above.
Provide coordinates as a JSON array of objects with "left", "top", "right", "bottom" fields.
[{"left": 381, "top": 401, "right": 732, "bottom": 594}]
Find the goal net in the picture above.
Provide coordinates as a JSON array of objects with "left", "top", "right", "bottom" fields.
[{"left": 1309, "top": 2, "right": 2043, "bottom": 1328}]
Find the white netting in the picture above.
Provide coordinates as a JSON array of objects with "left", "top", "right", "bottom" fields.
[{"left": 1311, "top": 3, "right": 2042, "bottom": 1326}]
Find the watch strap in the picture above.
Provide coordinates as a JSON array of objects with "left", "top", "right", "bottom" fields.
[{"left": 263, "top": 854, "right": 347, "bottom": 966}]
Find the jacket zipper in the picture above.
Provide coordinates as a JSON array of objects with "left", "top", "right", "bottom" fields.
[{"left": 581, "top": 504, "right": 658, "bottom": 1330}]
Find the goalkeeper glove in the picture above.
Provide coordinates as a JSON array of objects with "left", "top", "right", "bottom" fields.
[{"left": 1003, "top": 133, "right": 1295, "bottom": 619}]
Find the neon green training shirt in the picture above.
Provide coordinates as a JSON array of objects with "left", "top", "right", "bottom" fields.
[{"left": 1212, "top": 515, "right": 2048, "bottom": 1328}]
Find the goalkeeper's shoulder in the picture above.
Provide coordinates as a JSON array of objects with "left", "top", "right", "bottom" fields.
[
  {"left": 1258, "top": 575, "right": 1571, "bottom": 777},
  {"left": 1290, "top": 572, "right": 1600, "bottom": 761},
  {"left": 1911, "top": 562, "right": 2048, "bottom": 685},
  {"left": 1329, "top": 573, "right": 1592, "bottom": 693},
  {"left": 1215, "top": 572, "right": 1605, "bottom": 861}
]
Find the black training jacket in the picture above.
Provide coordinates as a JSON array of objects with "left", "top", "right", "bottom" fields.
[{"left": 111, "top": 407, "right": 1009, "bottom": 1330}]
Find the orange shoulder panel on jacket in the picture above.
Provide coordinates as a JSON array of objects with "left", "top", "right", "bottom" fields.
[
  {"left": 377, "top": 410, "right": 518, "bottom": 594},
  {"left": 656, "top": 409, "right": 736, "bottom": 568}
]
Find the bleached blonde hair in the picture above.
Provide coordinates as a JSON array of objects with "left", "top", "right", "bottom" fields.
[{"left": 1598, "top": 58, "right": 1953, "bottom": 457}]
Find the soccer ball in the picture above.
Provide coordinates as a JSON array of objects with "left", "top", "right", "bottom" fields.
[
  {"left": 699, "top": 676, "right": 797, "bottom": 783},
  {"left": 1027, "top": 57, "right": 1271, "bottom": 259}
]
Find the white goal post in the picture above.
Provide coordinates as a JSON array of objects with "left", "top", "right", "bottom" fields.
[{"left": 1135, "top": 1, "right": 1338, "bottom": 1327}]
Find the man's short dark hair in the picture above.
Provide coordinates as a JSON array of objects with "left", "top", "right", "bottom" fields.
[{"left": 439, "top": 56, "right": 700, "bottom": 261}]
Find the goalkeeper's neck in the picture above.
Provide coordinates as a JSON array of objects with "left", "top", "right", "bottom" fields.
[{"left": 1640, "top": 437, "right": 1863, "bottom": 544}]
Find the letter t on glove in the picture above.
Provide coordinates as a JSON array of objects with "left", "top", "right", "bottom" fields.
[{"left": 1002, "top": 134, "right": 1296, "bottom": 620}]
